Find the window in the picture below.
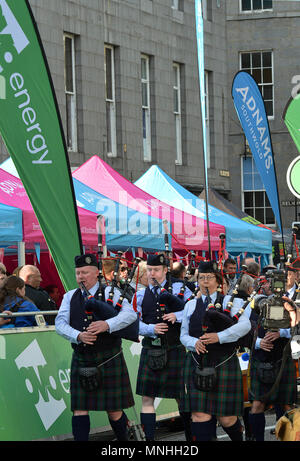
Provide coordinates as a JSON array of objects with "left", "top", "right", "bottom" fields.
[
  {"left": 242, "top": 156, "right": 275, "bottom": 225},
  {"left": 173, "top": 63, "right": 182, "bottom": 165},
  {"left": 202, "top": 0, "right": 212, "bottom": 21},
  {"left": 64, "top": 33, "right": 77, "bottom": 151},
  {"left": 241, "top": 0, "right": 272, "bottom": 12},
  {"left": 141, "top": 55, "right": 152, "bottom": 161},
  {"left": 172, "top": 0, "right": 184, "bottom": 12},
  {"left": 204, "top": 71, "right": 211, "bottom": 168},
  {"left": 105, "top": 44, "right": 117, "bottom": 157},
  {"left": 240, "top": 51, "right": 274, "bottom": 117}
]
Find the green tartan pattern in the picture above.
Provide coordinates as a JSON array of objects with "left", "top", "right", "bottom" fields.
[
  {"left": 249, "top": 357, "right": 297, "bottom": 404},
  {"left": 179, "top": 351, "right": 244, "bottom": 416},
  {"left": 136, "top": 345, "right": 186, "bottom": 398},
  {"left": 70, "top": 346, "right": 134, "bottom": 411}
]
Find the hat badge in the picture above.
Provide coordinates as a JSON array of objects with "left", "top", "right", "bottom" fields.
[{"left": 85, "top": 256, "right": 92, "bottom": 264}]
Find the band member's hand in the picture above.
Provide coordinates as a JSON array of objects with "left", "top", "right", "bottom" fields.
[
  {"left": 0, "top": 310, "right": 12, "bottom": 326},
  {"left": 87, "top": 320, "right": 109, "bottom": 335},
  {"left": 162, "top": 313, "right": 176, "bottom": 324},
  {"left": 154, "top": 322, "right": 169, "bottom": 335},
  {"left": 264, "top": 331, "right": 280, "bottom": 342},
  {"left": 201, "top": 332, "right": 219, "bottom": 345},
  {"left": 195, "top": 338, "right": 207, "bottom": 354},
  {"left": 260, "top": 338, "right": 274, "bottom": 352},
  {"left": 77, "top": 331, "right": 97, "bottom": 345},
  {"left": 283, "top": 296, "right": 299, "bottom": 327}
]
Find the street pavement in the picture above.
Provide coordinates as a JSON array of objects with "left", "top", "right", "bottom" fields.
[{"left": 85, "top": 409, "right": 278, "bottom": 442}]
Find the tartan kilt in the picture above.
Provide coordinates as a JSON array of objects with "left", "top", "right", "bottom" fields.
[
  {"left": 249, "top": 357, "right": 297, "bottom": 405},
  {"left": 179, "top": 351, "right": 244, "bottom": 417},
  {"left": 70, "top": 346, "right": 134, "bottom": 411},
  {"left": 136, "top": 344, "right": 186, "bottom": 399}
]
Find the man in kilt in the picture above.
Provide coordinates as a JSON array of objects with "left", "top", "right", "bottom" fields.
[
  {"left": 55, "top": 254, "right": 136, "bottom": 441},
  {"left": 180, "top": 261, "right": 251, "bottom": 441},
  {"left": 133, "top": 253, "right": 193, "bottom": 441},
  {"left": 247, "top": 266, "right": 298, "bottom": 441}
]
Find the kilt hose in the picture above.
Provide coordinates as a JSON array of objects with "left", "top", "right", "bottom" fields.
[
  {"left": 136, "top": 344, "right": 186, "bottom": 399},
  {"left": 70, "top": 346, "right": 134, "bottom": 412},
  {"left": 180, "top": 351, "right": 244, "bottom": 417},
  {"left": 249, "top": 357, "right": 297, "bottom": 405}
]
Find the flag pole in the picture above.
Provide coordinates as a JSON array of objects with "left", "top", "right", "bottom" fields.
[{"left": 195, "top": 0, "right": 212, "bottom": 260}]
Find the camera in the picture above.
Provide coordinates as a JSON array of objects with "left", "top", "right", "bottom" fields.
[{"left": 254, "top": 270, "right": 291, "bottom": 331}]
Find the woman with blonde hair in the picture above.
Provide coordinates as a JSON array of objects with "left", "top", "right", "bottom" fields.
[
  {"left": 0, "top": 276, "right": 40, "bottom": 328},
  {"left": 131, "top": 260, "right": 148, "bottom": 291}
]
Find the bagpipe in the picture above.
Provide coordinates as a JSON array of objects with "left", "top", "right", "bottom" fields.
[
  {"left": 152, "top": 278, "right": 185, "bottom": 313},
  {"left": 106, "top": 250, "right": 123, "bottom": 306},
  {"left": 202, "top": 287, "right": 236, "bottom": 334},
  {"left": 201, "top": 234, "right": 247, "bottom": 334},
  {"left": 151, "top": 278, "right": 184, "bottom": 353},
  {"left": 80, "top": 215, "right": 139, "bottom": 342},
  {"left": 115, "top": 256, "right": 141, "bottom": 308},
  {"left": 163, "top": 220, "right": 173, "bottom": 293},
  {"left": 80, "top": 279, "right": 139, "bottom": 343},
  {"left": 177, "top": 250, "right": 196, "bottom": 300},
  {"left": 223, "top": 264, "right": 248, "bottom": 315}
]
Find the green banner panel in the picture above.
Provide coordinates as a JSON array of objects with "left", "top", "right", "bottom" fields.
[
  {"left": 0, "top": 329, "right": 178, "bottom": 441},
  {"left": 0, "top": 0, "right": 82, "bottom": 290}
]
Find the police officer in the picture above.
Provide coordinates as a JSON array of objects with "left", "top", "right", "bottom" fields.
[
  {"left": 55, "top": 254, "right": 136, "bottom": 441},
  {"left": 133, "top": 253, "right": 193, "bottom": 441}
]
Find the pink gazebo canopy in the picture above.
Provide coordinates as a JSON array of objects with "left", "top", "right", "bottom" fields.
[
  {"left": 73, "top": 155, "right": 225, "bottom": 251},
  {"left": 0, "top": 168, "right": 98, "bottom": 246}
]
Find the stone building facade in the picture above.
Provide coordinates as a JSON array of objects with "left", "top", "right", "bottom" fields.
[{"left": 0, "top": 0, "right": 298, "bottom": 231}]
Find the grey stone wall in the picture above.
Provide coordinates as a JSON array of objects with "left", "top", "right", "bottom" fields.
[{"left": 0, "top": 0, "right": 231, "bottom": 197}]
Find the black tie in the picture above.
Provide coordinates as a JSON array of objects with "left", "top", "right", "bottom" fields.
[{"left": 153, "top": 286, "right": 159, "bottom": 299}]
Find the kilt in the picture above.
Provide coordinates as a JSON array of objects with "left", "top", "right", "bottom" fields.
[
  {"left": 249, "top": 357, "right": 297, "bottom": 405},
  {"left": 180, "top": 351, "right": 244, "bottom": 416},
  {"left": 70, "top": 346, "right": 134, "bottom": 411},
  {"left": 136, "top": 345, "right": 186, "bottom": 399}
]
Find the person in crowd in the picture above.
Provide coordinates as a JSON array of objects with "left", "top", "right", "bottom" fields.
[
  {"left": 247, "top": 262, "right": 260, "bottom": 278},
  {"left": 247, "top": 265, "right": 298, "bottom": 442},
  {"left": 172, "top": 261, "right": 196, "bottom": 292},
  {"left": 12, "top": 265, "right": 24, "bottom": 277},
  {"left": 0, "top": 276, "right": 40, "bottom": 328},
  {"left": 18, "top": 265, "right": 57, "bottom": 325},
  {"left": 102, "top": 257, "right": 135, "bottom": 302},
  {"left": 0, "top": 263, "right": 7, "bottom": 288},
  {"left": 45, "top": 284, "right": 62, "bottom": 307},
  {"left": 241, "top": 257, "right": 256, "bottom": 267},
  {"left": 131, "top": 260, "right": 148, "bottom": 291},
  {"left": 171, "top": 261, "right": 186, "bottom": 280},
  {"left": 180, "top": 261, "right": 251, "bottom": 441},
  {"left": 236, "top": 274, "right": 255, "bottom": 301},
  {"left": 133, "top": 253, "right": 193, "bottom": 441},
  {"left": 222, "top": 274, "right": 230, "bottom": 296},
  {"left": 55, "top": 254, "right": 136, "bottom": 441},
  {"left": 223, "top": 258, "right": 238, "bottom": 295},
  {"left": 285, "top": 265, "right": 298, "bottom": 300}
]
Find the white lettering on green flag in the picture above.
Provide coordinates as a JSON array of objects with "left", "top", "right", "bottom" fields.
[
  {"left": 283, "top": 96, "right": 300, "bottom": 199},
  {"left": 0, "top": 0, "right": 83, "bottom": 289}
]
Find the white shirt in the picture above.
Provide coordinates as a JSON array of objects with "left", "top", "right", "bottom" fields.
[{"left": 55, "top": 282, "right": 137, "bottom": 344}]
